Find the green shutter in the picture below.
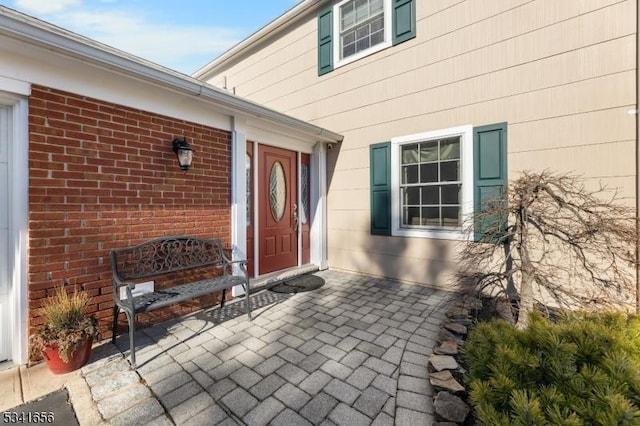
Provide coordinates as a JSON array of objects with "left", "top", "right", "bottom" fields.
[
  {"left": 370, "top": 142, "right": 392, "bottom": 236},
  {"left": 392, "top": 0, "right": 416, "bottom": 46},
  {"left": 318, "top": 6, "right": 333, "bottom": 76},
  {"left": 473, "top": 123, "right": 508, "bottom": 240}
]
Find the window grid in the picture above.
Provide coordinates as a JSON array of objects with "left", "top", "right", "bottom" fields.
[
  {"left": 340, "top": 0, "right": 385, "bottom": 59},
  {"left": 400, "top": 137, "right": 462, "bottom": 228}
]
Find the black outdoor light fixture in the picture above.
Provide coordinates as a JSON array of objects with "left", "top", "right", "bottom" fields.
[{"left": 172, "top": 137, "right": 193, "bottom": 172}]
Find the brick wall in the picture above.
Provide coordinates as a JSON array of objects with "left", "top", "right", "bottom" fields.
[{"left": 28, "top": 85, "right": 233, "bottom": 342}]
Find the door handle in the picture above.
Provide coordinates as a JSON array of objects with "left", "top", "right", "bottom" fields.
[{"left": 293, "top": 203, "right": 299, "bottom": 231}]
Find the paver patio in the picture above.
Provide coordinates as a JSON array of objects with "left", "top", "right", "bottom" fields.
[{"left": 85, "top": 269, "right": 455, "bottom": 425}]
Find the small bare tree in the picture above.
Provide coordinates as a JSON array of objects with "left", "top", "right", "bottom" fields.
[{"left": 459, "top": 170, "right": 638, "bottom": 328}]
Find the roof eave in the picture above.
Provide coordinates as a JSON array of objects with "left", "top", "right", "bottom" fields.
[{"left": 0, "top": 6, "right": 343, "bottom": 144}]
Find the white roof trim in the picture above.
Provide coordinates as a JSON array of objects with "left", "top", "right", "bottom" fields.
[
  {"left": 0, "top": 6, "right": 343, "bottom": 143},
  {"left": 193, "top": 0, "right": 331, "bottom": 79}
]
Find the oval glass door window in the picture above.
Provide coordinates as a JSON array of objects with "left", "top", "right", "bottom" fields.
[
  {"left": 300, "top": 163, "right": 309, "bottom": 224},
  {"left": 270, "top": 161, "right": 286, "bottom": 222},
  {"left": 246, "top": 153, "right": 252, "bottom": 225}
]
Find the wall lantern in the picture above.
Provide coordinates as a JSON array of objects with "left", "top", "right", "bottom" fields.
[{"left": 172, "top": 137, "right": 193, "bottom": 172}]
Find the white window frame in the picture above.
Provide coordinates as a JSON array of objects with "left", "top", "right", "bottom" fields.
[
  {"left": 391, "top": 125, "right": 474, "bottom": 240},
  {"left": 332, "top": 0, "right": 393, "bottom": 69}
]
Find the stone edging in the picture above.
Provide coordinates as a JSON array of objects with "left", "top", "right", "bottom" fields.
[{"left": 429, "top": 296, "right": 482, "bottom": 425}]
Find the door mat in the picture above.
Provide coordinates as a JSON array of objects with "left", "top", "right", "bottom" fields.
[
  {"left": 1, "top": 389, "right": 79, "bottom": 426},
  {"left": 269, "top": 275, "right": 325, "bottom": 294}
]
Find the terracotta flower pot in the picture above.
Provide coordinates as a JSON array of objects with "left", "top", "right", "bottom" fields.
[{"left": 43, "top": 337, "right": 93, "bottom": 375}]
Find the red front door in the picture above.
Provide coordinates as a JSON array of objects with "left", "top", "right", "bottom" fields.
[{"left": 259, "top": 145, "right": 298, "bottom": 274}]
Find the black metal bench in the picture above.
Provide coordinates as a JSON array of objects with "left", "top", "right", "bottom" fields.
[{"left": 110, "top": 236, "right": 251, "bottom": 367}]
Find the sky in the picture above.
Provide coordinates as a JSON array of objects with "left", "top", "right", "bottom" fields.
[{"left": 1, "top": 0, "right": 300, "bottom": 75}]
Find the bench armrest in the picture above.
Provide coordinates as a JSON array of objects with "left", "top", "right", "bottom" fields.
[
  {"left": 111, "top": 275, "right": 137, "bottom": 308},
  {"left": 223, "top": 259, "right": 248, "bottom": 278}
]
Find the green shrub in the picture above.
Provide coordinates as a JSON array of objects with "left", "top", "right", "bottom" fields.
[{"left": 463, "top": 311, "right": 640, "bottom": 425}]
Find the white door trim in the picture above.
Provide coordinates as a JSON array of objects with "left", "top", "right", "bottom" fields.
[
  {"left": 233, "top": 138, "right": 328, "bottom": 279},
  {"left": 252, "top": 141, "right": 259, "bottom": 277},
  {"left": 12, "top": 96, "right": 29, "bottom": 365},
  {"left": 231, "top": 119, "right": 248, "bottom": 296},
  {"left": 297, "top": 152, "right": 302, "bottom": 267},
  {"left": 0, "top": 83, "right": 29, "bottom": 365}
]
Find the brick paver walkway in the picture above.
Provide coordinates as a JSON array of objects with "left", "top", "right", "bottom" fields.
[{"left": 83, "top": 270, "right": 455, "bottom": 425}]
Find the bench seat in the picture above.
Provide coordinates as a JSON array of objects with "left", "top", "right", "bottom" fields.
[{"left": 131, "top": 275, "right": 246, "bottom": 313}]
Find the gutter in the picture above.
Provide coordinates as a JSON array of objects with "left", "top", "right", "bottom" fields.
[
  {"left": 193, "top": 0, "right": 331, "bottom": 79},
  {"left": 0, "top": 6, "right": 343, "bottom": 144}
]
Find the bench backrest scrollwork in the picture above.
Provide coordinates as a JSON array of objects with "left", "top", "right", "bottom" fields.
[{"left": 110, "top": 236, "right": 227, "bottom": 283}]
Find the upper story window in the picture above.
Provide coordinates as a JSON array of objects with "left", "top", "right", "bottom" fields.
[
  {"left": 338, "top": 0, "right": 387, "bottom": 61},
  {"left": 318, "top": 0, "right": 416, "bottom": 75}
]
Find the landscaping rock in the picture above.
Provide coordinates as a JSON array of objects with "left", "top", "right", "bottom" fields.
[
  {"left": 444, "top": 322, "right": 467, "bottom": 336},
  {"left": 438, "top": 329, "right": 464, "bottom": 346},
  {"left": 434, "top": 391, "right": 470, "bottom": 423},
  {"left": 452, "top": 317, "right": 473, "bottom": 326},
  {"left": 451, "top": 365, "right": 467, "bottom": 385},
  {"left": 445, "top": 307, "right": 469, "bottom": 319},
  {"left": 433, "top": 423, "right": 458, "bottom": 426},
  {"left": 434, "top": 340, "right": 458, "bottom": 356},
  {"left": 429, "top": 370, "right": 465, "bottom": 394},
  {"left": 428, "top": 355, "right": 458, "bottom": 372},
  {"left": 461, "top": 296, "right": 483, "bottom": 310}
]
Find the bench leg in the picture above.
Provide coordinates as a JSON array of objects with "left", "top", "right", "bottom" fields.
[
  {"left": 220, "top": 288, "right": 226, "bottom": 308},
  {"left": 123, "top": 310, "right": 137, "bottom": 368},
  {"left": 111, "top": 305, "right": 119, "bottom": 344},
  {"left": 245, "top": 285, "right": 252, "bottom": 320}
]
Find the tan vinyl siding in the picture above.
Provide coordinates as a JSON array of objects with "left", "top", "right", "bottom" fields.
[{"left": 203, "top": 0, "right": 637, "bottom": 288}]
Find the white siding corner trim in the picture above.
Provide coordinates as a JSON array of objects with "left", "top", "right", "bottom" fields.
[{"left": 231, "top": 126, "right": 248, "bottom": 297}]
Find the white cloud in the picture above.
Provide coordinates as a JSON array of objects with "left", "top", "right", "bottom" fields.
[
  {"left": 13, "top": 2, "right": 240, "bottom": 74},
  {"left": 59, "top": 10, "right": 240, "bottom": 73},
  {"left": 15, "top": 0, "right": 81, "bottom": 14}
]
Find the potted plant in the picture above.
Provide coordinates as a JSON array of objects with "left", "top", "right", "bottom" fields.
[{"left": 30, "top": 285, "right": 98, "bottom": 374}]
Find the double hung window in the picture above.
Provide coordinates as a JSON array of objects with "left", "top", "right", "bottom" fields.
[
  {"left": 370, "top": 124, "right": 507, "bottom": 240},
  {"left": 318, "top": 0, "right": 416, "bottom": 75},
  {"left": 400, "top": 137, "right": 462, "bottom": 228},
  {"left": 339, "top": 0, "right": 386, "bottom": 61},
  {"left": 391, "top": 126, "right": 473, "bottom": 239}
]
